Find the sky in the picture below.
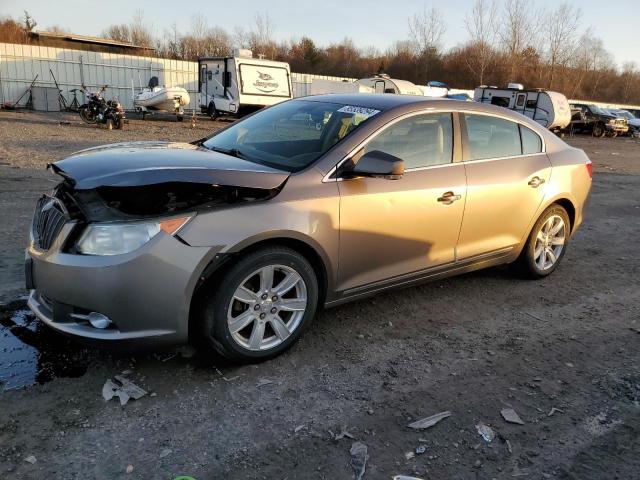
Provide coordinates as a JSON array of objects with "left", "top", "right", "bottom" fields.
[{"left": 2, "top": 0, "right": 639, "bottom": 67}]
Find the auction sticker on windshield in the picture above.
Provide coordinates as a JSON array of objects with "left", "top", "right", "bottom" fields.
[{"left": 337, "top": 106, "right": 381, "bottom": 118}]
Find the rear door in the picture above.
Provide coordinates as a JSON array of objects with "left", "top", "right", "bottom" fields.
[{"left": 456, "top": 113, "right": 550, "bottom": 259}]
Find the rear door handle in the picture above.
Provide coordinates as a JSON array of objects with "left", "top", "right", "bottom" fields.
[
  {"left": 528, "top": 176, "right": 545, "bottom": 188},
  {"left": 437, "top": 191, "right": 462, "bottom": 204}
]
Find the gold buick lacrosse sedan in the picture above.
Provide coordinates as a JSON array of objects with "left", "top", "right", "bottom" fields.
[{"left": 26, "top": 94, "right": 592, "bottom": 361}]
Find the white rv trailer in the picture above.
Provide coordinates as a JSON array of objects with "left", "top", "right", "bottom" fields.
[
  {"left": 474, "top": 83, "right": 571, "bottom": 131},
  {"left": 355, "top": 74, "right": 423, "bottom": 96},
  {"left": 198, "top": 50, "right": 293, "bottom": 118},
  {"left": 309, "top": 79, "right": 374, "bottom": 95}
]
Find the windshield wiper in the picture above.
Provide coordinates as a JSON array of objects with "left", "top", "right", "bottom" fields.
[{"left": 208, "top": 146, "right": 248, "bottom": 160}]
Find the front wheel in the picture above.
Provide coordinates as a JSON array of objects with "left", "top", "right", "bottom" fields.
[
  {"left": 515, "top": 205, "right": 570, "bottom": 279},
  {"left": 196, "top": 247, "right": 319, "bottom": 361}
]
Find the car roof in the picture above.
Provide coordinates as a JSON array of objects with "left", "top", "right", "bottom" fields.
[
  {"left": 297, "top": 93, "right": 546, "bottom": 125},
  {"left": 299, "top": 93, "right": 439, "bottom": 110}
]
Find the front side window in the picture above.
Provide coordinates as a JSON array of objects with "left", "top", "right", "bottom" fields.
[
  {"left": 363, "top": 113, "right": 453, "bottom": 169},
  {"left": 203, "top": 100, "right": 381, "bottom": 172},
  {"left": 464, "top": 114, "right": 521, "bottom": 160}
]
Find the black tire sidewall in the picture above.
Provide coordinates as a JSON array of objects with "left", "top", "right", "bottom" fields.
[
  {"left": 522, "top": 205, "right": 570, "bottom": 278},
  {"left": 200, "top": 248, "right": 318, "bottom": 361}
]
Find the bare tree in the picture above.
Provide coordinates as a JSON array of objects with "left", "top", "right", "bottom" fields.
[
  {"left": 102, "top": 10, "right": 154, "bottom": 48},
  {"left": 129, "top": 10, "right": 154, "bottom": 47},
  {"left": 464, "top": 0, "right": 497, "bottom": 85},
  {"left": 621, "top": 62, "right": 638, "bottom": 103},
  {"left": 408, "top": 6, "right": 445, "bottom": 54},
  {"left": 246, "top": 12, "right": 277, "bottom": 59},
  {"left": 497, "top": 0, "right": 538, "bottom": 80},
  {"left": 543, "top": 2, "right": 581, "bottom": 89},
  {"left": 23, "top": 11, "right": 37, "bottom": 32}
]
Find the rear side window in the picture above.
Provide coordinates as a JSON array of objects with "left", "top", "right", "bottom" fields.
[
  {"left": 520, "top": 125, "right": 543, "bottom": 154},
  {"left": 464, "top": 114, "right": 521, "bottom": 160},
  {"left": 364, "top": 112, "right": 453, "bottom": 169}
]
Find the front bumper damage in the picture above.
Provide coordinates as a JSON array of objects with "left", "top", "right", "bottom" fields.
[{"left": 26, "top": 230, "right": 215, "bottom": 344}]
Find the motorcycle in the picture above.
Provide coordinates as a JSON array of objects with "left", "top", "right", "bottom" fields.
[{"left": 78, "top": 85, "right": 125, "bottom": 130}]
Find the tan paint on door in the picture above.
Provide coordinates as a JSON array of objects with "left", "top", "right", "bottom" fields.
[
  {"left": 337, "top": 164, "right": 467, "bottom": 291},
  {"left": 457, "top": 153, "right": 551, "bottom": 259}
]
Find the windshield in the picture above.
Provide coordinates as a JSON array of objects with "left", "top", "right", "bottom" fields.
[
  {"left": 203, "top": 100, "right": 381, "bottom": 172},
  {"left": 589, "top": 105, "right": 607, "bottom": 115},
  {"left": 618, "top": 111, "right": 633, "bottom": 119}
]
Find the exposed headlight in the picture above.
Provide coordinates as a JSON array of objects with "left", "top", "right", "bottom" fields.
[
  {"left": 608, "top": 119, "right": 616, "bottom": 124},
  {"left": 76, "top": 216, "right": 190, "bottom": 256}
]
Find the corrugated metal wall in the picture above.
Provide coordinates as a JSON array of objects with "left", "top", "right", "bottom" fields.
[
  {"left": 0, "top": 43, "right": 198, "bottom": 110},
  {"left": 0, "top": 43, "right": 356, "bottom": 111}
]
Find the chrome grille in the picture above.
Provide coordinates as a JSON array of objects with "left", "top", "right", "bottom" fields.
[{"left": 32, "top": 195, "right": 69, "bottom": 250}]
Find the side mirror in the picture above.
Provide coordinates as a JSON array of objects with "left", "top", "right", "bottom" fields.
[{"left": 344, "top": 150, "right": 404, "bottom": 180}]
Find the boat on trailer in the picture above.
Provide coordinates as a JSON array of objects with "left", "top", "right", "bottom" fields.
[{"left": 133, "top": 77, "right": 190, "bottom": 121}]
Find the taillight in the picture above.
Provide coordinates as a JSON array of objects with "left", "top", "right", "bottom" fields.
[{"left": 586, "top": 160, "right": 593, "bottom": 179}]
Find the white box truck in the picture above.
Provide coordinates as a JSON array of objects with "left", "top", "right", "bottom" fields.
[{"left": 198, "top": 50, "right": 292, "bottom": 118}]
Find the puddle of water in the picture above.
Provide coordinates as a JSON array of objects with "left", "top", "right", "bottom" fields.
[{"left": 0, "top": 299, "right": 92, "bottom": 390}]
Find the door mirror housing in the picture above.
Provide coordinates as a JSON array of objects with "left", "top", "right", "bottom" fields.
[{"left": 344, "top": 150, "right": 404, "bottom": 180}]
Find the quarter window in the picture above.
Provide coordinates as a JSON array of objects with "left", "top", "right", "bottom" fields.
[
  {"left": 520, "top": 125, "right": 543, "bottom": 154},
  {"left": 363, "top": 113, "right": 453, "bottom": 169},
  {"left": 464, "top": 114, "right": 521, "bottom": 160}
]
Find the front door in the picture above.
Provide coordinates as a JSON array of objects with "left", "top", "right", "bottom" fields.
[
  {"left": 456, "top": 113, "right": 551, "bottom": 259},
  {"left": 337, "top": 112, "right": 466, "bottom": 292}
]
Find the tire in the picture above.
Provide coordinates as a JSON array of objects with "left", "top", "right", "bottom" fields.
[
  {"left": 208, "top": 102, "right": 218, "bottom": 120},
  {"left": 79, "top": 107, "right": 96, "bottom": 124},
  {"left": 196, "top": 247, "right": 319, "bottom": 361},
  {"left": 515, "top": 204, "right": 571, "bottom": 279},
  {"left": 177, "top": 115, "right": 184, "bottom": 122},
  {"left": 592, "top": 123, "right": 605, "bottom": 138},
  {"left": 116, "top": 117, "right": 124, "bottom": 130}
]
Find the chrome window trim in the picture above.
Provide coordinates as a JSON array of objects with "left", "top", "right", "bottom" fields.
[{"left": 322, "top": 108, "right": 547, "bottom": 183}]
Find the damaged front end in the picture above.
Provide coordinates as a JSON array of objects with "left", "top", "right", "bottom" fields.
[{"left": 36, "top": 142, "right": 290, "bottom": 254}]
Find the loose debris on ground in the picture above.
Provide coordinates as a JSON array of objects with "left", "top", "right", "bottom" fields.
[
  {"left": 476, "top": 423, "right": 496, "bottom": 442},
  {"left": 407, "top": 411, "right": 451, "bottom": 430},
  {"left": 349, "top": 441, "right": 368, "bottom": 480},
  {"left": 500, "top": 407, "right": 525, "bottom": 425},
  {"left": 102, "top": 375, "right": 147, "bottom": 406}
]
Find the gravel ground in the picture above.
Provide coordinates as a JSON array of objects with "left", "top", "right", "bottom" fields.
[{"left": 0, "top": 110, "right": 639, "bottom": 479}]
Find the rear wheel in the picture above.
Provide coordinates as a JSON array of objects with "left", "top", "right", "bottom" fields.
[
  {"left": 515, "top": 205, "right": 570, "bottom": 279},
  {"left": 196, "top": 247, "right": 319, "bottom": 361},
  {"left": 592, "top": 123, "right": 605, "bottom": 138},
  {"left": 79, "top": 107, "right": 96, "bottom": 124}
]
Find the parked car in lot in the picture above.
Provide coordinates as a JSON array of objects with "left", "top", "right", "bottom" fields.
[
  {"left": 26, "top": 95, "right": 593, "bottom": 361},
  {"left": 606, "top": 109, "right": 640, "bottom": 134},
  {"left": 570, "top": 102, "right": 628, "bottom": 137}
]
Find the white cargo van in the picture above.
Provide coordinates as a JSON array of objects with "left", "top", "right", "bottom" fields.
[
  {"left": 474, "top": 84, "right": 571, "bottom": 131},
  {"left": 198, "top": 50, "right": 292, "bottom": 118}
]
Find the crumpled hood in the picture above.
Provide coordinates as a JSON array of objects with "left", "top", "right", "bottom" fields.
[{"left": 50, "top": 141, "right": 290, "bottom": 190}]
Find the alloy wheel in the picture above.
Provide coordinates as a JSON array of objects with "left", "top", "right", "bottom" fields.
[
  {"left": 226, "top": 265, "right": 307, "bottom": 351},
  {"left": 533, "top": 214, "right": 566, "bottom": 271}
]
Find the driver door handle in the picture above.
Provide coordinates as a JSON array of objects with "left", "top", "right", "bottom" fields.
[
  {"left": 437, "top": 191, "right": 462, "bottom": 204},
  {"left": 528, "top": 176, "right": 545, "bottom": 188}
]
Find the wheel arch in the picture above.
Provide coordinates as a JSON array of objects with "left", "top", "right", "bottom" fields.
[{"left": 188, "top": 234, "right": 332, "bottom": 340}]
